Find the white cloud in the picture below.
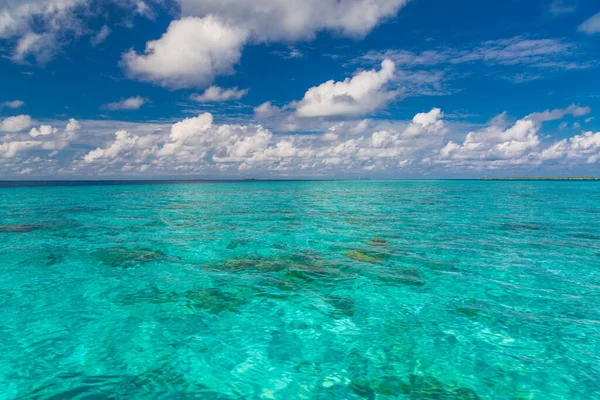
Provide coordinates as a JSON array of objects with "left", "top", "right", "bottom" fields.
[
  {"left": 0, "top": 100, "right": 24, "bottom": 109},
  {"left": 102, "top": 96, "right": 148, "bottom": 111},
  {"left": 29, "top": 125, "right": 58, "bottom": 137},
  {"left": 254, "top": 102, "right": 282, "bottom": 120},
  {"left": 121, "top": 16, "right": 248, "bottom": 89},
  {"left": 3, "top": 106, "right": 597, "bottom": 176},
  {"left": 66, "top": 118, "right": 81, "bottom": 132},
  {"left": 548, "top": 0, "right": 577, "bottom": 16},
  {"left": 361, "top": 36, "right": 588, "bottom": 87},
  {"left": 190, "top": 86, "right": 249, "bottom": 102},
  {"left": 433, "top": 105, "right": 593, "bottom": 169},
  {"left": 90, "top": 24, "right": 111, "bottom": 46},
  {"left": 579, "top": 12, "right": 600, "bottom": 35},
  {"left": 12, "top": 32, "right": 56, "bottom": 63},
  {"left": 123, "top": 0, "right": 409, "bottom": 89},
  {"left": 526, "top": 104, "right": 590, "bottom": 124},
  {"left": 0, "top": 0, "right": 153, "bottom": 63},
  {"left": 175, "top": 0, "right": 408, "bottom": 40},
  {"left": 83, "top": 130, "right": 141, "bottom": 163},
  {"left": 293, "top": 59, "right": 399, "bottom": 118},
  {"left": 79, "top": 107, "right": 447, "bottom": 175},
  {"left": 0, "top": 115, "right": 34, "bottom": 132},
  {"left": 541, "top": 131, "right": 600, "bottom": 164},
  {"left": 0, "top": 116, "right": 79, "bottom": 159}
]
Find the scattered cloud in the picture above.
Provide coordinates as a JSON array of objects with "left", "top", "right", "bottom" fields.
[
  {"left": 272, "top": 46, "right": 304, "bottom": 59},
  {"left": 363, "top": 36, "right": 581, "bottom": 70},
  {"left": 101, "top": 96, "right": 148, "bottom": 111},
  {"left": 540, "top": 131, "right": 600, "bottom": 164},
  {"left": 293, "top": 59, "right": 400, "bottom": 118},
  {"left": 0, "top": 100, "right": 24, "bottom": 109},
  {"left": 0, "top": 115, "right": 34, "bottom": 132},
  {"left": 190, "top": 86, "right": 249, "bottom": 102},
  {"left": 90, "top": 25, "right": 111, "bottom": 46},
  {"left": 548, "top": 0, "right": 577, "bottom": 16},
  {"left": 1, "top": 106, "right": 597, "bottom": 176},
  {"left": 579, "top": 12, "right": 600, "bottom": 35},
  {"left": 431, "top": 105, "right": 593, "bottom": 169},
  {"left": 0, "top": 118, "right": 79, "bottom": 159},
  {"left": 124, "top": 0, "right": 410, "bottom": 89},
  {"left": 0, "top": 0, "right": 151, "bottom": 63}
]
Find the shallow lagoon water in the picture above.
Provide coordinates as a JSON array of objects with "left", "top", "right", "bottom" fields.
[{"left": 1, "top": 181, "right": 599, "bottom": 399}]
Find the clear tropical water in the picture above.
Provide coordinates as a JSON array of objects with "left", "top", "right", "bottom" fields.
[{"left": 1, "top": 181, "right": 599, "bottom": 399}]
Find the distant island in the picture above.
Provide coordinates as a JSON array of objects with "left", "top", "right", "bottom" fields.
[{"left": 481, "top": 176, "right": 600, "bottom": 181}]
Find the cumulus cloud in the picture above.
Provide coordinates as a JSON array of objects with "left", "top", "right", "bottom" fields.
[
  {"left": 579, "top": 12, "right": 600, "bottom": 35},
  {"left": 0, "top": 117, "right": 79, "bottom": 159},
  {"left": 433, "top": 105, "right": 593, "bottom": 169},
  {"left": 78, "top": 107, "right": 447, "bottom": 175},
  {"left": 29, "top": 125, "right": 58, "bottom": 137},
  {"left": 437, "top": 115, "right": 541, "bottom": 167},
  {"left": 66, "top": 118, "right": 81, "bottom": 132},
  {"left": 0, "top": 115, "right": 34, "bottom": 132},
  {"left": 101, "top": 96, "right": 148, "bottom": 111},
  {"left": 123, "top": 0, "right": 409, "bottom": 89},
  {"left": 540, "top": 131, "right": 600, "bottom": 164},
  {"left": 175, "top": 0, "right": 408, "bottom": 40},
  {"left": 190, "top": 86, "right": 249, "bottom": 102},
  {"left": 293, "top": 59, "right": 399, "bottom": 118},
  {"left": 3, "top": 107, "right": 597, "bottom": 176},
  {"left": 84, "top": 130, "right": 141, "bottom": 163},
  {"left": 254, "top": 102, "right": 282, "bottom": 120},
  {"left": 0, "top": 100, "right": 24, "bottom": 109},
  {"left": 122, "top": 16, "right": 248, "bottom": 89}
]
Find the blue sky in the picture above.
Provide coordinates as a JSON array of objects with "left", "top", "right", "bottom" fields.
[{"left": 1, "top": 0, "right": 599, "bottom": 178}]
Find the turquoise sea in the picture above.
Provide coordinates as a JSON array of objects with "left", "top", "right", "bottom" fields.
[{"left": 1, "top": 181, "right": 599, "bottom": 399}]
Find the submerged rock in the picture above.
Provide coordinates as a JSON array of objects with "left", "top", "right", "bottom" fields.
[
  {"left": 95, "top": 247, "right": 165, "bottom": 268},
  {"left": 327, "top": 296, "right": 355, "bottom": 317},
  {"left": 218, "top": 256, "right": 288, "bottom": 273},
  {"left": 400, "top": 374, "right": 480, "bottom": 399},
  {"left": 120, "top": 286, "right": 247, "bottom": 314},
  {"left": 378, "top": 267, "right": 425, "bottom": 287},
  {"left": 368, "top": 238, "right": 391, "bottom": 247},
  {"left": 0, "top": 223, "right": 43, "bottom": 233},
  {"left": 345, "top": 250, "right": 384, "bottom": 264},
  {"left": 456, "top": 307, "right": 479, "bottom": 317},
  {"left": 216, "top": 254, "right": 352, "bottom": 281},
  {"left": 184, "top": 288, "right": 246, "bottom": 313},
  {"left": 352, "top": 374, "right": 479, "bottom": 399},
  {"left": 226, "top": 238, "right": 249, "bottom": 250}
]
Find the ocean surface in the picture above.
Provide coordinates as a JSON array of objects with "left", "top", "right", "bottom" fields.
[{"left": 1, "top": 181, "right": 599, "bottom": 399}]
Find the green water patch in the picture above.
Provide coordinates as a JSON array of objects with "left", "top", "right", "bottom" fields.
[
  {"left": 571, "top": 232, "right": 600, "bottom": 240},
  {"left": 130, "top": 363, "right": 186, "bottom": 388},
  {"left": 0, "top": 223, "right": 44, "bottom": 233},
  {"left": 378, "top": 267, "right": 426, "bottom": 287},
  {"left": 94, "top": 247, "right": 166, "bottom": 268},
  {"left": 226, "top": 238, "right": 250, "bottom": 250},
  {"left": 120, "top": 286, "right": 250, "bottom": 314},
  {"left": 351, "top": 374, "right": 480, "bottom": 399}
]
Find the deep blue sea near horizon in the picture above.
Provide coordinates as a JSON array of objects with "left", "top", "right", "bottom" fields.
[{"left": 1, "top": 181, "right": 599, "bottom": 399}]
